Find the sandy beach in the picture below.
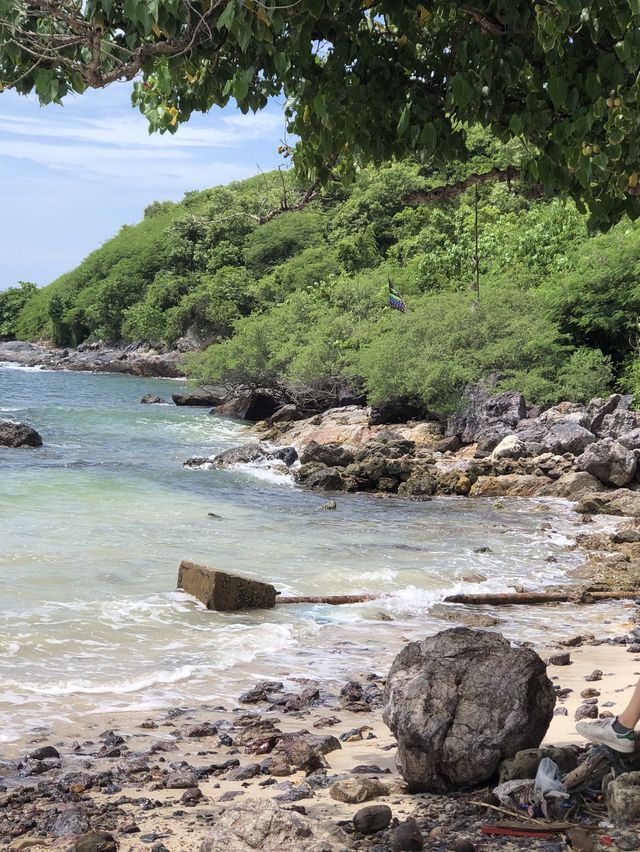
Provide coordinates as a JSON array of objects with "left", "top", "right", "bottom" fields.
[{"left": 3, "top": 621, "right": 640, "bottom": 851}]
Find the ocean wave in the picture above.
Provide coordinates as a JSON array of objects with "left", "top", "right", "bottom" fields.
[{"left": 228, "top": 459, "right": 296, "bottom": 486}]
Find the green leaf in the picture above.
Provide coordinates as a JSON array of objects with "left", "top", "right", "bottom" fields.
[
  {"left": 397, "top": 105, "right": 410, "bottom": 135},
  {"left": 451, "top": 75, "right": 473, "bottom": 111},
  {"left": 548, "top": 75, "right": 568, "bottom": 110},
  {"left": 217, "top": 1, "right": 236, "bottom": 31}
]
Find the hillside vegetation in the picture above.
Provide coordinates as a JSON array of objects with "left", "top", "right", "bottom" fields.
[{"left": 5, "top": 129, "right": 640, "bottom": 412}]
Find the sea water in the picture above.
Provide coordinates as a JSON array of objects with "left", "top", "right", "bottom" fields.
[{"left": 0, "top": 364, "right": 623, "bottom": 743}]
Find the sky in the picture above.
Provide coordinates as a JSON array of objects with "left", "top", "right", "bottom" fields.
[{"left": 0, "top": 85, "right": 289, "bottom": 290}]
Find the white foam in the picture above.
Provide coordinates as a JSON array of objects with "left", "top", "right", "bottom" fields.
[{"left": 229, "top": 459, "right": 295, "bottom": 486}]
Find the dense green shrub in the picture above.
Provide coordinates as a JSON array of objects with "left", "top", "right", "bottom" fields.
[{"left": 0, "top": 282, "right": 37, "bottom": 339}]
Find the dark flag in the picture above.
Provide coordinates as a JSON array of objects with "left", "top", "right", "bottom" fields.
[{"left": 388, "top": 280, "right": 407, "bottom": 313}]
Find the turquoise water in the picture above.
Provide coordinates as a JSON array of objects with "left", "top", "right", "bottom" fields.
[{"left": 0, "top": 364, "right": 620, "bottom": 743}]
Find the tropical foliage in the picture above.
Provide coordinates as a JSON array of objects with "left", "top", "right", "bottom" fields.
[
  {"left": 6, "top": 129, "right": 640, "bottom": 411},
  {"left": 5, "top": 1, "right": 640, "bottom": 226}
]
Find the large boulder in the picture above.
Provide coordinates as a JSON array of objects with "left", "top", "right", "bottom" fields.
[
  {"left": 172, "top": 390, "right": 224, "bottom": 406},
  {"left": 177, "top": 562, "right": 277, "bottom": 611},
  {"left": 538, "top": 402, "right": 589, "bottom": 428},
  {"left": 491, "top": 435, "right": 528, "bottom": 461},
  {"left": 369, "top": 397, "right": 432, "bottom": 426},
  {"left": 212, "top": 389, "right": 283, "bottom": 422},
  {"left": 294, "top": 463, "right": 358, "bottom": 492},
  {"left": 447, "top": 384, "right": 526, "bottom": 444},
  {"left": 543, "top": 422, "right": 595, "bottom": 456},
  {"left": 469, "top": 474, "right": 552, "bottom": 497},
  {"left": 300, "top": 441, "right": 355, "bottom": 467},
  {"left": 577, "top": 438, "right": 638, "bottom": 487},
  {"left": 539, "top": 471, "right": 607, "bottom": 500},
  {"left": 382, "top": 628, "right": 555, "bottom": 792},
  {"left": 576, "top": 489, "right": 640, "bottom": 517},
  {"left": 210, "top": 443, "right": 297, "bottom": 468},
  {"left": 0, "top": 420, "right": 42, "bottom": 448},
  {"left": 199, "top": 798, "right": 343, "bottom": 851}
]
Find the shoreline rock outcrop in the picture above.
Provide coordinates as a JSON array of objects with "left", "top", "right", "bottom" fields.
[{"left": 0, "top": 340, "right": 184, "bottom": 378}]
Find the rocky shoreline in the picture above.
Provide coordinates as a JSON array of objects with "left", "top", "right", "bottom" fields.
[
  {"left": 0, "top": 340, "right": 186, "bottom": 378},
  {"left": 3, "top": 633, "right": 640, "bottom": 852}
]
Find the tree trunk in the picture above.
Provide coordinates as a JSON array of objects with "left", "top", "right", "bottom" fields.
[
  {"left": 444, "top": 591, "right": 638, "bottom": 606},
  {"left": 276, "top": 594, "right": 379, "bottom": 605}
]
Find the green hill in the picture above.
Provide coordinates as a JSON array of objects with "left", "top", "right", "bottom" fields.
[{"left": 6, "top": 127, "right": 640, "bottom": 411}]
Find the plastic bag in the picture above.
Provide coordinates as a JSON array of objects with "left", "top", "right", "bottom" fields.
[{"left": 534, "top": 757, "right": 568, "bottom": 800}]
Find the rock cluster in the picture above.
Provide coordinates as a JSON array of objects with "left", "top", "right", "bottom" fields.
[
  {"left": 238, "top": 387, "right": 640, "bottom": 501},
  {"left": 0, "top": 339, "right": 184, "bottom": 377}
]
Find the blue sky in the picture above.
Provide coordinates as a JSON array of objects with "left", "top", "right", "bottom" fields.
[{"left": 0, "top": 85, "right": 288, "bottom": 290}]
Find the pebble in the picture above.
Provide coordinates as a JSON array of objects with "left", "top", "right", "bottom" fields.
[
  {"left": 549, "top": 653, "right": 571, "bottom": 666},
  {"left": 585, "top": 669, "right": 603, "bottom": 682},
  {"left": 391, "top": 817, "right": 424, "bottom": 851},
  {"left": 353, "top": 804, "right": 392, "bottom": 835}
]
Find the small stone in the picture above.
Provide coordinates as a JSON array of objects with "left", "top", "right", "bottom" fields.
[
  {"left": 27, "top": 745, "right": 60, "bottom": 760},
  {"left": 616, "top": 831, "right": 640, "bottom": 850},
  {"left": 452, "top": 842, "right": 476, "bottom": 852},
  {"left": 549, "top": 652, "right": 571, "bottom": 666},
  {"left": 353, "top": 804, "right": 392, "bottom": 835},
  {"left": 329, "top": 777, "right": 389, "bottom": 804},
  {"left": 608, "top": 772, "right": 640, "bottom": 825},
  {"left": 319, "top": 500, "right": 337, "bottom": 510},
  {"left": 181, "top": 787, "right": 203, "bottom": 806},
  {"left": 575, "top": 704, "right": 598, "bottom": 721},
  {"left": 585, "top": 669, "right": 603, "bottom": 682},
  {"left": 71, "top": 832, "right": 117, "bottom": 852},
  {"left": 391, "top": 817, "right": 424, "bottom": 851},
  {"left": 554, "top": 707, "right": 568, "bottom": 716},
  {"left": 581, "top": 688, "right": 601, "bottom": 699},
  {"left": 51, "top": 809, "right": 90, "bottom": 838}
]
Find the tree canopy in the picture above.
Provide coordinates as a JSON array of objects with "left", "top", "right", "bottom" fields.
[{"left": 4, "top": 1, "right": 640, "bottom": 227}]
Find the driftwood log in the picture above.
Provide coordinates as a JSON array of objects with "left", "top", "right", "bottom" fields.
[
  {"left": 444, "top": 591, "right": 639, "bottom": 606},
  {"left": 276, "top": 594, "right": 379, "bottom": 605}
]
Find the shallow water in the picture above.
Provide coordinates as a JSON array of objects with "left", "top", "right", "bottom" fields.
[{"left": 0, "top": 365, "right": 625, "bottom": 744}]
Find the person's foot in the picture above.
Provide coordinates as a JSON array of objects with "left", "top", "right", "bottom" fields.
[{"left": 576, "top": 717, "right": 636, "bottom": 753}]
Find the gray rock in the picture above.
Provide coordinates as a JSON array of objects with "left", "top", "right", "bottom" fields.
[
  {"left": 597, "top": 403, "right": 640, "bottom": 440},
  {"left": 544, "top": 422, "right": 595, "bottom": 456},
  {"left": 577, "top": 491, "right": 640, "bottom": 518},
  {"left": 140, "top": 394, "right": 166, "bottom": 404},
  {"left": 577, "top": 438, "right": 638, "bottom": 487},
  {"left": 165, "top": 768, "right": 198, "bottom": 788},
  {"left": 540, "top": 471, "right": 606, "bottom": 500},
  {"left": 447, "top": 384, "right": 526, "bottom": 444},
  {"left": 539, "top": 402, "right": 589, "bottom": 428},
  {"left": 353, "top": 804, "right": 392, "bottom": 835},
  {"left": 391, "top": 818, "right": 424, "bottom": 851},
  {"left": 294, "top": 463, "right": 358, "bottom": 492},
  {"left": 383, "top": 627, "right": 555, "bottom": 792},
  {"left": 51, "top": 808, "right": 91, "bottom": 837},
  {"left": 619, "top": 429, "right": 640, "bottom": 451},
  {"left": 329, "top": 777, "right": 389, "bottom": 803},
  {"left": 71, "top": 832, "right": 118, "bottom": 852},
  {"left": 300, "top": 441, "right": 355, "bottom": 467},
  {"left": 491, "top": 435, "right": 528, "bottom": 460},
  {"left": 173, "top": 390, "right": 224, "bottom": 407},
  {"left": 0, "top": 420, "right": 42, "bottom": 448},
  {"left": 199, "top": 798, "right": 343, "bottom": 851},
  {"left": 499, "top": 747, "right": 577, "bottom": 783},
  {"left": 588, "top": 394, "right": 624, "bottom": 434},
  {"left": 211, "top": 388, "right": 282, "bottom": 422},
  {"left": 607, "top": 772, "right": 640, "bottom": 825}
]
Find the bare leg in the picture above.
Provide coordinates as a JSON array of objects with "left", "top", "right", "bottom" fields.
[{"left": 618, "top": 679, "right": 640, "bottom": 730}]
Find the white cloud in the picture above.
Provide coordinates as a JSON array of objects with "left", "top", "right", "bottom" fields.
[{"left": 0, "top": 85, "right": 287, "bottom": 287}]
